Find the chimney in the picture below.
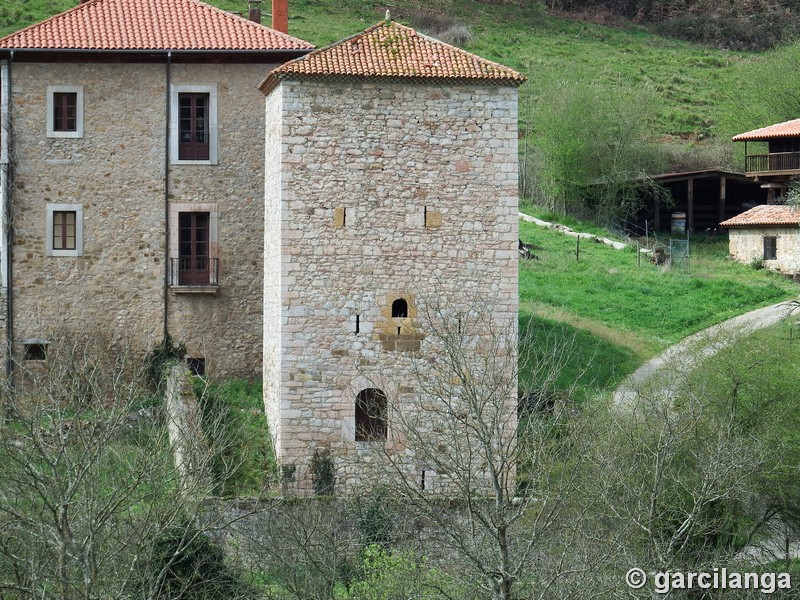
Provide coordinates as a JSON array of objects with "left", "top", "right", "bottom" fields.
[
  {"left": 248, "top": 0, "right": 261, "bottom": 24},
  {"left": 272, "top": 0, "right": 288, "bottom": 33}
]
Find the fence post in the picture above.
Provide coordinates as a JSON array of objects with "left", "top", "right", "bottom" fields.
[{"left": 576, "top": 236, "right": 580, "bottom": 262}]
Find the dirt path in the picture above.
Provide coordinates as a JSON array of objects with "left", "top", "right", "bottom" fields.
[{"left": 612, "top": 299, "right": 800, "bottom": 408}]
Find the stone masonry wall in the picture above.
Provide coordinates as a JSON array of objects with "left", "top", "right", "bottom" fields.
[
  {"left": 9, "top": 61, "right": 275, "bottom": 377},
  {"left": 728, "top": 227, "right": 800, "bottom": 274},
  {"left": 264, "top": 78, "right": 519, "bottom": 493}
]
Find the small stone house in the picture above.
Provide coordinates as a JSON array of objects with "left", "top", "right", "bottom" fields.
[{"left": 720, "top": 205, "right": 800, "bottom": 274}]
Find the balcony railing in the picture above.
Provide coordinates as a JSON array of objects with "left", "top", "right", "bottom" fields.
[
  {"left": 745, "top": 151, "right": 800, "bottom": 173},
  {"left": 170, "top": 257, "right": 219, "bottom": 288}
]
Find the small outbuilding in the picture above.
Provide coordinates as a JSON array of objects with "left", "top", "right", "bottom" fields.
[{"left": 720, "top": 205, "right": 800, "bottom": 274}]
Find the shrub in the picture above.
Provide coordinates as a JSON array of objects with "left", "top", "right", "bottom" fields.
[
  {"left": 145, "top": 334, "right": 186, "bottom": 393},
  {"left": 348, "top": 545, "right": 461, "bottom": 600},
  {"left": 751, "top": 256, "right": 765, "bottom": 270},
  {"left": 404, "top": 13, "right": 475, "bottom": 47},
  {"left": 145, "top": 525, "right": 254, "bottom": 600},
  {"left": 354, "top": 486, "right": 396, "bottom": 549}
]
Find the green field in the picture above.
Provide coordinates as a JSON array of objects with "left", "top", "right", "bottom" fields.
[{"left": 519, "top": 209, "right": 799, "bottom": 395}]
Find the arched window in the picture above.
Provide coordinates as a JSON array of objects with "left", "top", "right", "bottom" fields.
[
  {"left": 355, "top": 388, "right": 388, "bottom": 442},
  {"left": 391, "top": 298, "right": 408, "bottom": 318}
]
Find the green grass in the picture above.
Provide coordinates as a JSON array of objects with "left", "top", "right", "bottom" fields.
[
  {"left": 196, "top": 378, "right": 276, "bottom": 497},
  {"left": 521, "top": 314, "right": 640, "bottom": 399},
  {"left": 519, "top": 214, "right": 799, "bottom": 391}
]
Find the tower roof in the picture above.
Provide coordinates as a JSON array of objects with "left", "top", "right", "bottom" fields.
[
  {"left": 0, "top": 0, "right": 313, "bottom": 52},
  {"left": 259, "top": 19, "right": 525, "bottom": 93}
]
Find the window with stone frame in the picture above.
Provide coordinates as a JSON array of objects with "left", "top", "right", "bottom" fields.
[
  {"left": 46, "top": 203, "right": 83, "bottom": 257},
  {"left": 46, "top": 85, "right": 83, "bottom": 139},
  {"left": 170, "top": 85, "right": 217, "bottom": 164},
  {"left": 355, "top": 388, "right": 388, "bottom": 442},
  {"left": 169, "top": 203, "right": 218, "bottom": 289},
  {"left": 764, "top": 236, "right": 777, "bottom": 260}
]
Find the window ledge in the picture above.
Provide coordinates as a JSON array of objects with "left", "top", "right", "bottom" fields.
[
  {"left": 170, "top": 285, "right": 218, "bottom": 295},
  {"left": 171, "top": 159, "right": 217, "bottom": 166}
]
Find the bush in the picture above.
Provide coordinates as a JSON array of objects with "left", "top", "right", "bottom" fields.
[
  {"left": 145, "top": 334, "right": 186, "bottom": 393},
  {"left": 146, "top": 525, "right": 254, "bottom": 600},
  {"left": 751, "top": 256, "right": 765, "bottom": 270},
  {"left": 403, "top": 13, "right": 475, "bottom": 47},
  {"left": 354, "top": 486, "right": 396, "bottom": 549},
  {"left": 348, "top": 545, "right": 461, "bottom": 600}
]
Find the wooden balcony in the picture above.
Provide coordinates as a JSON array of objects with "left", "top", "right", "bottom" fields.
[{"left": 745, "top": 151, "right": 800, "bottom": 175}]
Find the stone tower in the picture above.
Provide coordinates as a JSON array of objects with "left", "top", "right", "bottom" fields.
[{"left": 261, "top": 20, "right": 524, "bottom": 493}]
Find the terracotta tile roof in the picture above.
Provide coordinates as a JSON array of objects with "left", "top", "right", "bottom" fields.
[
  {"left": 0, "top": 0, "right": 313, "bottom": 51},
  {"left": 260, "top": 20, "right": 525, "bottom": 91},
  {"left": 720, "top": 205, "right": 800, "bottom": 228},
  {"left": 732, "top": 119, "right": 800, "bottom": 142}
]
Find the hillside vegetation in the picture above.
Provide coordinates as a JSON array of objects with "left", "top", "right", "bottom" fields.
[{"left": 0, "top": 0, "right": 793, "bottom": 140}]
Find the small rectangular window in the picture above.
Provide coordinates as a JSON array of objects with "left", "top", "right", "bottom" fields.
[
  {"left": 187, "top": 357, "right": 206, "bottom": 376},
  {"left": 52, "top": 92, "right": 77, "bottom": 132},
  {"left": 764, "top": 236, "right": 777, "bottom": 260},
  {"left": 52, "top": 211, "right": 77, "bottom": 251},
  {"left": 46, "top": 86, "right": 83, "bottom": 139},
  {"left": 46, "top": 203, "right": 83, "bottom": 257}
]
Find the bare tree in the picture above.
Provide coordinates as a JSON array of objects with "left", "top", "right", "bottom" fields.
[
  {"left": 0, "top": 331, "right": 253, "bottom": 599},
  {"left": 358, "top": 300, "right": 606, "bottom": 600},
  {"left": 582, "top": 332, "right": 792, "bottom": 598}
]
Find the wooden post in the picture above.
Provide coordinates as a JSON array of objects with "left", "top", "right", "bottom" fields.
[
  {"left": 718, "top": 176, "right": 726, "bottom": 228},
  {"left": 576, "top": 236, "right": 580, "bottom": 262},
  {"left": 687, "top": 178, "right": 694, "bottom": 233}
]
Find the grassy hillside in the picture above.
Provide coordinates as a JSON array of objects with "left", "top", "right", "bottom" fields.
[{"left": 0, "top": 0, "right": 777, "bottom": 143}]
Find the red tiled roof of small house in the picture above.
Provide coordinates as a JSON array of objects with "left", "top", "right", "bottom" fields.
[
  {"left": 259, "top": 19, "right": 525, "bottom": 92},
  {"left": 732, "top": 119, "right": 800, "bottom": 142},
  {"left": 720, "top": 204, "right": 800, "bottom": 227},
  {"left": 0, "top": 0, "right": 313, "bottom": 51}
]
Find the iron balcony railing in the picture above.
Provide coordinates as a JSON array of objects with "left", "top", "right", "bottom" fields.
[
  {"left": 745, "top": 151, "right": 800, "bottom": 173},
  {"left": 170, "top": 257, "right": 219, "bottom": 287}
]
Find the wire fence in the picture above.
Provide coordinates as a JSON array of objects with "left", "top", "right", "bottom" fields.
[{"left": 611, "top": 215, "right": 691, "bottom": 271}]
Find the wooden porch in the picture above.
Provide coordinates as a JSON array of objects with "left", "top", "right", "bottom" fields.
[{"left": 744, "top": 151, "right": 800, "bottom": 176}]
